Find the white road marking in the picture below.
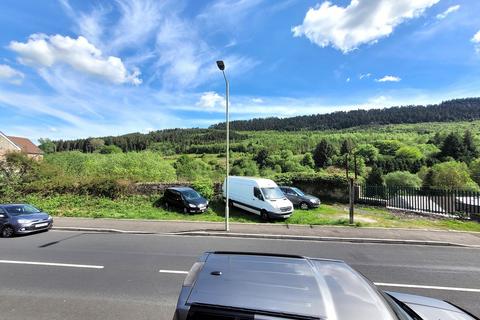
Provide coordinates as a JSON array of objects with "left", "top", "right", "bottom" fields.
[
  {"left": 0, "top": 260, "right": 104, "bottom": 269},
  {"left": 159, "top": 269, "right": 189, "bottom": 274},
  {"left": 374, "top": 282, "right": 480, "bottom": 293}
]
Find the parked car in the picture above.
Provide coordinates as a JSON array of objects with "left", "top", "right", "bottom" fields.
[
  {"left": 279, "top": 186, "right": 321, "bottom": 209},
  {"left": 0, "top": 204, "right": 53, "bottom": 238},
  {"left": 173, "top": 251, "right": 478, "bottom": 320},
  {"left": 164, "top": 187, "right": 208, "bottom": 214},
  {"left": 223, "top": 176, "right": 294, "bottom": 220}
]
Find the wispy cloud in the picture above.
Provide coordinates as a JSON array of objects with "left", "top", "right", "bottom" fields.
[
  {"left": 376, "top": 75, "right": 402, "bottom": 82},
  {"left": 436, "top": 4, "right": 460, "bottom": 20},
  {"left": 0, "top": 64, "right": 24, "bottom": 84},
  {"left": 292, "top": 0, "right": 439, "bottom": 53},
  {"left": 359, "top": 73, "right": 371, "bottom": 80},
  {"left": 472, "top": 30, "right": 480, "bottom": 53}
]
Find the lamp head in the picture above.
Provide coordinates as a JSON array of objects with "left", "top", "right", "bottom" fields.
[{"left": 216, "top": 60, "right": 225, "bottom": 71}]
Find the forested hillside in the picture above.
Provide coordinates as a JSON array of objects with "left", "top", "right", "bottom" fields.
[{"left": 211, "top": 98, "right": 480, "bottom": 131}]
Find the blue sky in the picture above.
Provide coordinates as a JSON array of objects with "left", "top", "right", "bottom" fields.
[{"left": 0, "top": 0, "right": 480, "bottom": 141}]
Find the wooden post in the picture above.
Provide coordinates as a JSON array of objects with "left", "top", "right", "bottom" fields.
[{"left": 349, "top": 178, "right": 354, "bottom": 224}]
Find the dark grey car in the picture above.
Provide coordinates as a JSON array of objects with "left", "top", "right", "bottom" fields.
[
  {"left": 0, "top": 204, "right": 53, "bottom": 238},
  {"left": 280, "top": 186, "right": 320, "bottom": 209},
  {"left": 173, "top": 252, "right": 478, "bottom": 320},
  {"left": 164, "top": 187, "right": 209, "bottom": 214}
]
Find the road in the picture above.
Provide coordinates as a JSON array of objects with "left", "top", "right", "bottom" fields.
[{"left": 0, "top": 230, "right": 479, "bottom": 320}]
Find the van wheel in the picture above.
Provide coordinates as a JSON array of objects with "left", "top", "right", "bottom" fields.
[
  {"left": 1, "top": 226, "right": 14, "bottom": 238},
  {"left": 300, "top": 202, "right": 309, "bottom": 210},
  {"left": 260, "top": 210, "right": 269, "bottom": 222}
]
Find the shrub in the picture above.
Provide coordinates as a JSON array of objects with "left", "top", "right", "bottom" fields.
[
  {"left": 192, "top": 178, "right": 215, "bottom": 200},
  {"left": 384, "top": 171, "right": 422, "bottom": 188}
]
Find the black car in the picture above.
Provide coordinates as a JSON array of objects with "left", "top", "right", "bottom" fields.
[
  {"left": 0, "top": 204, "right": 53, "bottom": 238},
  {"left": 280, "top": 186, "right": 321, "bottom": 209},
  {"left": 173, "top": 252, "right": 479, "bottom": 320},
  {"left": 164, "top": 187, "right": 209, "bottom": 214}
]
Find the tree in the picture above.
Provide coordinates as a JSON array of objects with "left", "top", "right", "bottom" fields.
[
  {"left": 374, "top": 140, "right": 403, "bottom": 156},
  {"left": 462, "top": 130, "right": 478, "bottom": 160},
  {"left": 470, "top": 158, "right": 480, "bottom": 186},
  {"left": 38, "top": 138, "right": 56, "bottom": 154},
  {"left": 253, "top": 148, "right": 269, "bottom": 169},
  {"left": 356, "top": 144, "right": 379, "bottom": 165},
  {"left": 301, "top": 152, "right": 315, "bottom": 168},
  {"left": 366, "top": 166, "right": 384, "bottom": 186},
  {"left": 430, "top": 161, "right": 479, "bottom": 191},
  {"left": 340, "top": 139, "right": 354, "bottom": 155},
  {"left": 395, "top": 146, "right": 424, "bottom": 161},
  {"left": 313, "top": 139, "right": 336, "bottom": 168},
  {"left": 88, "top": 138, "right": 105, "bottom": 152},
  {"left": 99, "top": 145, "right": 122, "bottom": 154},
  {"left": 421, "top": 169, "right": 435, "bottom": 189},
  {"left": 440, "top": 133, "right": 463, "bottom": 160},
  {"left": 384, "top": 171, "right": 422, "bottom": 188}
]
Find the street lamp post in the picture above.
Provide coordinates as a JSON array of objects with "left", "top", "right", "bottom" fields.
[{"left": 216, "top": 60, "right": 230, "bottom": 232}]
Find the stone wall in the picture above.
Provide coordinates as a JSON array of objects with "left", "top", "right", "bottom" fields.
[{"left": 0, "top": 135, "right": 19, "bottom": 159}]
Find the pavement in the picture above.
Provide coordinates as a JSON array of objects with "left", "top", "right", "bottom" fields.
[
  {"left": 1, "top": 231, "right": 479, "bottom": 320},
  {"left": 52, "top": 217, "right": 480, "bottom": 247}
]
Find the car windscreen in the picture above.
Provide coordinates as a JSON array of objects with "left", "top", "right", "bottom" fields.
[
  {"left": 261, "top": 187, "right": 285, "bottom": 200},
  {"left": 182, "top": 190, "right": 202, "bottom": 200},
  {"left": 292, "top": 187, "right": 305, "bottom": 196},
  {"left": 5, "top": 205, "right": 41, "bottom": 216}
]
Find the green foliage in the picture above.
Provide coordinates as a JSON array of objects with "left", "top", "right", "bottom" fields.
[
  {"left": 99, "top": 145, "right": 123, "bottom": 154},
  {"left": 301, "top": 152, "right": 315, "bottom": 168},
  {"left": 355, "top": 144, "right": 379, "bottom": 164},
  {"left": 462, "top": 130, "right": 478, "bottom": 160},
  {"left": 440, "top": 133, "right": 464, "bottom": 160},
  {"left": 38, "top": 138, "right": 56, "bottom": 154},
  {"left": 374, "top": 140, "right": 403, "bottom": 156},
  {"left": 470, "top": 158, "right": 480, "bottom": 186},
  {"left": 340, "top": 138, "right": 354, "bottom": 155},
  {"left": 88, "top": 138, "right": 105, "bottom": 151},
  {"left": 313, "top": 139, "right": 336, "bottom": 168},
  {"left": 395, "top": 146, "right": 424, "bottom": 161},
  {"left": 366, "top": 166, "right": 384, "bottom": 186},
  {"left": 192, "top": 178, "right": 214, "bottom": 200},
  {"left": 253, "top": 148, "right": 269, "bottom": 169},
  {"left": 384, "top": 171, "right": 422, "bottom": 188},
  {"left": 174, "top": 155, "right": 210, "bottom": 181},
  {"left": 430, "top": 161, "right": 480, "bottom": 191},
  {"left": 230, "top": 158, "right": 259, "bottom": 176}
]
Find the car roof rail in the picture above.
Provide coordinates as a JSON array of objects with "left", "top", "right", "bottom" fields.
[{"left": 211, "top": 251, "right": 306, "bottom": 259}]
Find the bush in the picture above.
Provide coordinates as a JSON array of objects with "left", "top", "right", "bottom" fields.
[
  {"left": 192, "top": 178, "right": 215, "bottom": 200},
  {"left": 384, "top": 171, "right": 422, "bottom": 188},
  {"left": 430, "top": 161, "right": 480, "bottom": 191}
]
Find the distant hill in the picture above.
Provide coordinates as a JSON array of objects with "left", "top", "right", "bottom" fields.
[{"left": 210, "top": 98, "right": 480, "bottom": 131}]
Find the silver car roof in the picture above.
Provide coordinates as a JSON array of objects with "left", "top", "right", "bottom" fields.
[{"left": 187, "top": 252, "right": 397, "bottom": 320}]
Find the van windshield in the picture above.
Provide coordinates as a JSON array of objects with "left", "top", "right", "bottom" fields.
[{"left": 261, "top": 187, "right": 285, "bottom": 200}]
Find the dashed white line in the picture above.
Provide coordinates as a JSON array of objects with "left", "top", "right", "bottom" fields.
[
  {"left": 374, "top": 282, "right": 480, "bottom": 293},
  {"left": 0, "top": 260, "right": 104, "bottom": 269},
  {"left": 159, "top": 269, "right": 189, "bottom": 274}
]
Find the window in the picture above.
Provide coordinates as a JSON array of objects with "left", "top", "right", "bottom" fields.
[
  {"left": 4, "top": 205, "right": 41, "bottom": 216},
  {"left": 253, "top": 187, "right": 263, "bottom": 200},
  {"left": 261, "top": 187, "right": 285, "bottom": 200},
  {"left": 292, "top": 187, "right": 305, "bottom": 196},
  {"left": 182, "top": 189, "right": 201, "bottom": 200}
]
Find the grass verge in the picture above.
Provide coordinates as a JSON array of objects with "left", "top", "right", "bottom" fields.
[{"left": 23, "top": 194, "right": 480, "bottom": 232}]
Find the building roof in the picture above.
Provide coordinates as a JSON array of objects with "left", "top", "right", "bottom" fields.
[{"left": 6, "top": 135, "right": 43, "bottom": 155}]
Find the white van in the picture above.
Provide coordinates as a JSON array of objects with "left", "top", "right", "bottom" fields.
[{"left": 222, "top": 176, "right": 294, "bottom": 220}]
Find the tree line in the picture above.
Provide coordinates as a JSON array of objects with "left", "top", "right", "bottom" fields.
[{"left": 210, "top": 98, "right": 480, "bottom": 131}]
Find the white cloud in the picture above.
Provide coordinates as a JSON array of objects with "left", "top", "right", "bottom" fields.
[
  {"left": 436, "top": 5, "right": 460, "bottom": 20},
  {"left": 292, "top": 0, "right": 439, "bottom": 53},
  {"left": 196, "top": 91, "right": 225, "bottom": 109},
  {"left": 346, "top": 77, "right": 351, "bottom": 82},
  {"left": 251, "top": 98, "right": 264, "bottom": 103},
  {"left": 472, "top": 30, "right": 480, "bottom": 54},
  {"left": 9, "top": 34, "right": 141, "bottom": 85},
  {"left": 375, "top": 75, "right": 402, "bottom": 82},
  {"left": 0, "top": 64, "right": 24, "bottom": 84},
  {"left": 359, "top": 73, "right": 371, "bottom": 80}
]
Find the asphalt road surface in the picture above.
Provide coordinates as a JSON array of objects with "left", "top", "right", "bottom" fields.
[{"left": 1, "top": 230, "right": 479, "bottom": 320}]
